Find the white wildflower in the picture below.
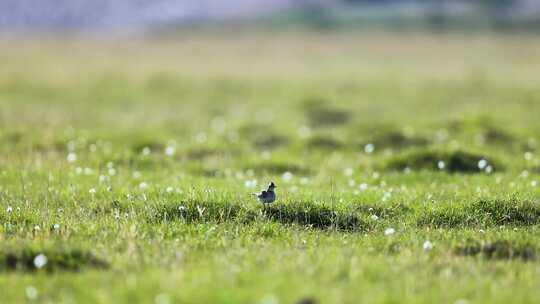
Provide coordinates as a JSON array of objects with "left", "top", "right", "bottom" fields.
[
  {"left": 298, "top": 125, "right": 311, "bottom": 138},
  {"left": 260, "top": 294, "right": 279, "bottom": 304},
  {"left": 89, "top": 143, "right": 97, "bottom": 152},
  {"left": 165, "top": 146, "right": 175, "bottom": 156},
  {"left": 33, "top": 254, "right": 47, "bottom": 269},
  {"left": 477, "top": 159, "right": 488, "bottom": 170},
  {"left": 423, "top": 240, "right": 433, "bottom": 251},
  {"left": 437, "top": 160, "right": 445, "bottom": 170},
  {"left": 25, "top": 286, "right": 38, "bottom": 300},
  {"left": 67, "top": 153, "right": 77, "bottom": 163},
  {"left": 244, "top": 179, "right": 257, "bottom": 188},
  {"left": 384, "top": 227, "right": 395, "bottom": 236},
  {"left": 210, "top": 116, "right": 227, "bottom": 133},
  {"left": 281, "top": 171, "right": 293, "bottom": 183},
  {"left": 364, "top": 143, "right": 375, "bottom": 154},
  {"left": 155, "top": 293, "right": 171, "bottom": 304},
  {"left": 195, "top": 132, "right": 207, "bottom": 143},
  {"left": 261, "top": 151, "right": 271, "bottom": 160}
]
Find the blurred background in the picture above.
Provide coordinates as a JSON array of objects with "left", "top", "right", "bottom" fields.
[
  {"left": 1, "top": 0, "right": 540, "bottom": 33},
  {"left": 1, "top": 0, "right": 539, "bottom": 154}
]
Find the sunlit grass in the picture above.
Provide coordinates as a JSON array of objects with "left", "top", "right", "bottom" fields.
[{"left": 0, "top": 31, "right": 540, "bottom": 303}]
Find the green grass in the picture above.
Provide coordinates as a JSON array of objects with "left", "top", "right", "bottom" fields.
[{"left": 1, "top": 31, "right": 540, "bottom": 303}]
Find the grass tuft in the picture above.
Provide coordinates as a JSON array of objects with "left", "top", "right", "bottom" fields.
[
  {"left": 418, "top": 199, "right": 540, "bottom": 228},
  {"left": 262, "top": 202, "right": 366, "bottom": 231}
]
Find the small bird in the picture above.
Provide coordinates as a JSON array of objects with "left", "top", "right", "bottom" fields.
[{"left": 252, "top": 182, "right": 276, "bottom": 204}]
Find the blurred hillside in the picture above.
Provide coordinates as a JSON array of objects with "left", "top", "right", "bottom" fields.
[{"left": 1, "top": 0, "right": 539, "bottom": 32}]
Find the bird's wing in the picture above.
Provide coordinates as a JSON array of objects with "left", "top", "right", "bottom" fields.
[{"left": 251, "top": 190, "right": 266, "bottom": 197}]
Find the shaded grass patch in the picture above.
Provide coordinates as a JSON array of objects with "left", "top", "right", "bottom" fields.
[
  {"left": 480, "top": 127, "right": 515, "bottom": 145},
  {"left": 365, "top": 130, "right": 429, "bottom": 150},
  {"left": 386, "top": 149, "right": 500, "bottom": 173},
  {"left": 108, "top": 154, "right": 168, "bottom": 170},
  {"left": 252, "top": 134, "right": 290, "bottom": 150},
  {"left": 302, "top": 97, "right": 351, "bottom": 128},
  {"left": 0, "top": 247, "right": 109, "bottom": 273},
  {"left": 454, "top": 239, "right": 536, "bottom": 261},
  {"left": 306, "top": 135, "right": 344, "bottom": 150},
  {"left": 238, "top": 124, "right": 290, "bottom": 150},
  {"left": 131, "top": 139, "right": 166, "bottom": 154},
  {"left": 247, "top": 161, "right": 311, "bottom": 175},
  {"left": 353, "top": 203, "right": 411, "bottom": 220},
  {"left": 262, "top": 203, "right": 366, "bottom": 231},
  {"left": 147, "top": 200, "right": 375, "bottom": 232},
  {"left": 183, "top": 147, "right": 235, "bottom": 161}
]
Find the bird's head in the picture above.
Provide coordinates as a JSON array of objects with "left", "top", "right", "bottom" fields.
[{"left": 268, "top": 182, "right": 276, "bottom": 190}]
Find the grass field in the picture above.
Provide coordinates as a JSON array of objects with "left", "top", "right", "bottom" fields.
[{"left": 1, "top": 31, "right": 540, "bottom": 303}]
